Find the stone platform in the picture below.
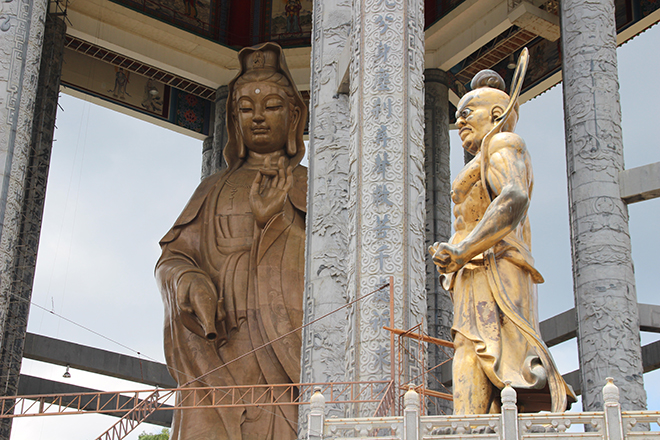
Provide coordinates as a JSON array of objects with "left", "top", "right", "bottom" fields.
[{"left": 306, "top": 380, "right": 660, "bottom": 440}]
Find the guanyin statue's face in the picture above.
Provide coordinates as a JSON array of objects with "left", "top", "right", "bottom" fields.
[{"left": 234, "top": 82, "right": 300, "bottom": 156}]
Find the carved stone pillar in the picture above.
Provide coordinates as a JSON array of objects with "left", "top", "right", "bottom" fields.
[
  {"left": 560, "top": 0, "right": 647, "bottom": 412},
  {"left": 0, "top": 2, "right": 59, "bottom": 437},
  {"left": 212, "top": 86, "right": 229, "bottom": 172},
  {"left": 300, "top": 0, "right": 352, "bottom": 428},
  {"left": 423, "top": 69, "right": 452, "bottom": 415},
  {"left": 201, "top": 136, "right": 214, "bottom": 180},
  {"left": 201, "top": 85, "right": 229, "bottom": 180},
  {"left": 347, "top": 0, "right": 426, "bottom": 416}
]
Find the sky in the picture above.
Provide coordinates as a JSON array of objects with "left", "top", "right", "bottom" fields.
[{"left": 14, "top": 23, "right": 660, "bottom": 440}]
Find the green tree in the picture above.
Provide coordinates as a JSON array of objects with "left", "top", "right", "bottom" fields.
[{"left": 137, "top": 428, "right": 170, "bottom": 440}]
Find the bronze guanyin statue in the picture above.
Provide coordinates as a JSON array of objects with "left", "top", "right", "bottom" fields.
[{"left": 156, "top": 42, "right": 306, "bottom": 440}]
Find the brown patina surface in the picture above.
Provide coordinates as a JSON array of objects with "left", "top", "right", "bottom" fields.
[{"left": 156, "top": 42, "right": 306, "bottom": 440}]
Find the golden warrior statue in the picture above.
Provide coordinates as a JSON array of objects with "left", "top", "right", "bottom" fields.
[
  {"left": 156, "top": 43, "right": 306, "bottom": 440},
  {"left": 430, "top": 56, "right": 576, "bottom": 414}
]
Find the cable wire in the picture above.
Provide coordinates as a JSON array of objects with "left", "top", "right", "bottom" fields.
[
  {"left": 22, "top": 281, "right": 391, "bottom": 434},
  {"left": 182, "top": 282, "right": 390, "bottom": 387},
  {"left": 23, "top": 281, "right": 390, "bottom": 393}
]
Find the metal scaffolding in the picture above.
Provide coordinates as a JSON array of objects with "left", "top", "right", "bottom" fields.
[{"left": 5, "top": 278, "right": 456, "bottom": 439}]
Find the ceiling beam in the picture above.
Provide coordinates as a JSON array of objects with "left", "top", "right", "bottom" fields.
[
  {"left": 620, "top": 161, "right": 660, "bottom": 204},
  {"left": 65, "top": 0, "right": 311, "bottom": 91},
  {"left": 539, "top": 308, "right": 577, "bottom": 347},
  {"left": 23, "top": 303, "right": 660, "bottom": 400},
  {"left": 425, "top": 0, "right": 513, "bottom": 71},
  {"left": 23, "top": 333, "right": 176, "bottom": 388}
]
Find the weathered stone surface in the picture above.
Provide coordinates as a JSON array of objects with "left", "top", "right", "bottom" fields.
[
  {"left": 347, "top": 0, "right": 426, "bottom": 416},
  {"left": 0, "top": 2, "right": 56, "bottom": 437},
  {"left": 423, "top": 69, "right": 453, "bottom": 415},
  {"left": 212, "top": 85, "right": 229, "bottom": 174},
  {"left": 560, "top": 0, "right": 647, "bottom": 412},
  {"left": 300, "top": 0, "right": 352, "bottom": 428},
  {"left": 201, "top": 135, "right": 214, "bottom": 179},
  {"left": 201, "top": 85, "right": 229, "bottom": 180}
]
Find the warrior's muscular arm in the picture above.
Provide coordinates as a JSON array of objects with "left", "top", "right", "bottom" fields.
[{"left": 432, "top": 133, "right": 531, "bottom": 274}]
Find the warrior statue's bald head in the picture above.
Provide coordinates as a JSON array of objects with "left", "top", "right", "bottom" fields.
[{"left": 455, "top": 70, "right": 519, "bottom": 155}]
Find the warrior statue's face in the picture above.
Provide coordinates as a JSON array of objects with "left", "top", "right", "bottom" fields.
[
  {"left": 455, "top": 89, "right": 511, "bottom": 155},
  {"left": 234, "top": 82, "right": 298, "bottom": 155}
]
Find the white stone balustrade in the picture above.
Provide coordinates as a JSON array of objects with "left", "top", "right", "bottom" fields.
[{"left": 306, "top": 380, "right": 660, "bottom": 440}]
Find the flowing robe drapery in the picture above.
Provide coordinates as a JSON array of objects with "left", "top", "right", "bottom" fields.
[
  {"left": 443, "top": 142, "right": 575, "bottom": 413},
  {"left": 156, "top": 163, "right": 306, "bottom": 440}
]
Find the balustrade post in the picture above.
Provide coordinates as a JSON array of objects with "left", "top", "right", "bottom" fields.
[
  {"left": 403, "top": 385, "right": 420, "bottom": 440},
  {"left": 308, "top": 388, "right": 325, "bottom": 440},
  {"left": 501, "top": 382, "right": 519, "bottom": 440},
  {"left": 603, "top": 378, "right": 624, "bottom": 440}
]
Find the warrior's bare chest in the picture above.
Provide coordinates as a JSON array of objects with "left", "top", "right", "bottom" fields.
[{"left": 451, "top": 160, "right": 490, "bottom": 222}]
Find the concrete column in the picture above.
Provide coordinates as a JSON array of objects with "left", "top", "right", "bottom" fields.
[
  {"left": 201, "top": 136, "right": 214, "bottom": 180},
  {"left": 300, "top": 0, "right": 352, "bottom": 427},
  {"left": 403, "top": 386, "right": 421, "bottom": 440},
  {"left": 347, "top": 0, "right": 426, "bottom": 416},
  {"left": 0, "top": 1, "right": 57, "bottom": 436},
  {"left": 201, "top": 85, "right": 229, "bottom": 180},
  {"left": 423, "top": 69, "right": 452, "bottom": 415},
  {"left": 307, "top": 389, "right": 326, "bottom": 440},
  {"left": 560, "top": 0, "right": 647, "bottom": 411},
  {"left": 212, "top": 86, "right": 228, "bottom": 173}
]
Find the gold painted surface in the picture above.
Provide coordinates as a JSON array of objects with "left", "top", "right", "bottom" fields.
[
  {"left": 156, "top": 43, "right": 307, "bottom": 440},
  {"left": 429, "top": 64, "right": 575, "bottom": 414}
]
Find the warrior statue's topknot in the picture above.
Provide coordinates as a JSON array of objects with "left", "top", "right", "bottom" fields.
[
  {"left": 470, "top": 69, "right": 506, "bottom": 92},
  {"left": 464, "top": 68, "right": 518, "bottom": 133}
]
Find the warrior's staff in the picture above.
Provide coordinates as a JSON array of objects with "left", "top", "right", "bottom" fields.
[{"left": 479, "top": 47, "right": 529, "bottom": 203}]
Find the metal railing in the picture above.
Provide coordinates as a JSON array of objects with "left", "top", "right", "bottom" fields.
[
  {"left": 0, "top": 381, "right": 392, "bottom": 419},
  {"left": 308, "top": 379, "right": 660, "bottom": 440},
  {"left": 96, "top": 389, "right": 161, "bottom": 440}
]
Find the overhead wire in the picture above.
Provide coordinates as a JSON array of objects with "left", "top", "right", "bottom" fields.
[
  {"left": 182, "top": 281, "right": 390, "bottom": 387},
  {"left": 21, "top": 281, "right": 392, "bottom": 429},
  {"left": 27, "top": 298, "right": 159, "bottom": 364},
  {"left": 23, "top": 5, "right": 391, "bottom": 421},
  {"left": 24, "top": 280, "right": 389, "bottom": 385}
]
